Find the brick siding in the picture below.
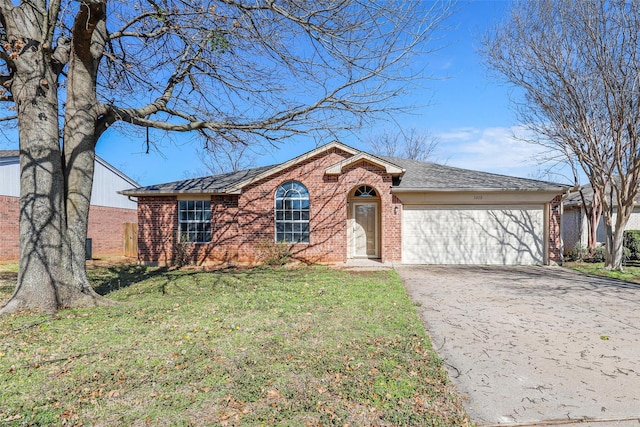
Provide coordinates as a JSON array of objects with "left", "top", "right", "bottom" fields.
[
  {"left": 135, "top": 148, "right": 562, "bottom": 266},
  {"left": 137, "top": 148, "right": 404, "bottom": 265},
  {"left": 549, "top": 195, "right": 563, "bottom": 264},
  {"left": 87, "top": 205, "right": 138, "bottom": 256},
  {"left": 0, "top": 195, "right": 137, "bottom": 261},
  {"left": 0, "top": 195, "right": 19, "bottom": 261},
  {"left": 137, "top": 196, "right": 178, "bottom": 265}
]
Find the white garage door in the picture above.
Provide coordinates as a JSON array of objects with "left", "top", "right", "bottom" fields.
[{"left": 402, "top": 205, "right": 545, "bottom": 265}]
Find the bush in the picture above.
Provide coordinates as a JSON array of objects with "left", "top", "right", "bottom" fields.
[
  {"left": 567, "top": 236, "right": 636, "bottom": 264},
  {"left": 624, "top": 230, "right": 640, "bottom": 261},
  {"left": 565, "top": 244, "right": 588, "bottom": 262},
  {"left": 256, "top": 240, "right": 292, "bottom": 266},
  {"left": 584, "top": 246, "right": 605, "bottom": 263}
]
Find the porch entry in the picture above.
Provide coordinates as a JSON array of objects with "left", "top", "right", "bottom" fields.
[{"left": 350, "top": 185, "right": 380, "bottom": 258}]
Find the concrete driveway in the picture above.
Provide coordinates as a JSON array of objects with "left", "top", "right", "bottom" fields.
[{"left": 397, "top": 265, "right": 640, "bottom": 426}]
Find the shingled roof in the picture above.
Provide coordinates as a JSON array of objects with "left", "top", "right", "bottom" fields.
[
  {"left": 120, "top": 165, "right": 274, "bottom": 196},
  {"left": 380, "top": 156, "right": 568, "bottom": 192},
  {"left": 121, "top": 143, "right": 568, "bottom": 196},
  {"left": 0, "top": 150, "right": 19, "bottom": 158},
  {"left": 564, "top": 179, "right": 640, "bottom": 208}
]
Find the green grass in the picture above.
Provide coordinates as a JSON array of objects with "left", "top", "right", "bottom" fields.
[
  {"left": 0, "top": 265, "right": 471, "bottom": 426},
  {"left": 0, "top": 262, "right": 17, "bottom": 301},
  {"left": 565, "top": 261, "right": 640, "bottom": 283}
]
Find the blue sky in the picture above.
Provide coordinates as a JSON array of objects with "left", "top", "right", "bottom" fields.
[{"left": 5, "top": 1, "right": 567, "bottom": 187}]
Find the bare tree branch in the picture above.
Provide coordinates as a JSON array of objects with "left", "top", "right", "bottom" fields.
[
  {"left": 367, "top": 128, "right": 439, "bottom": 162},
  {"left": 483, "top": 0, "right": 640, "bottom": 269}
]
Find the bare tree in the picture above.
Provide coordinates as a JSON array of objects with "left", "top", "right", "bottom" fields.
[
  {"left": 0, "top": 1, "right": 453, "bottom": 314},
  {"left": 483, "top": 0, "right": 640, "bottom": 270},
  {"left": 195, "top": 142, "right": 258, "bottom": 176},
  {"left": 367, "top": 128, "right": 438, "bottom": 161}
]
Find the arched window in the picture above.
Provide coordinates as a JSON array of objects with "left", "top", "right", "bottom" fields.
[
  {"left": 354, "top": 185, "right": 377, "bottom": 197},
  {"left": 275, "top": 181, "right": 310, "bottom": 243}
]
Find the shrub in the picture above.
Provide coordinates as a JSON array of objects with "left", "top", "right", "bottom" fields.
[
  {"left": 565, "top": 244, "right": 588, "bottom": 262},
  {"left": 623, "top": 230, "right": 640, "bottom": 261},
  {"left": 256, "top": 239, "right": 292, "bottom": 266},
  {"left": 173, "top": 234, "right": 195, "bottom": 267},
  {"left": 584, "top": 246, "right": 606, "bottom": 263}
]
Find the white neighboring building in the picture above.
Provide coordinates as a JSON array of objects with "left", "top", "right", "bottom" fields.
[{"left": 0, "top": 150, "right": 139, "bottom": 260}]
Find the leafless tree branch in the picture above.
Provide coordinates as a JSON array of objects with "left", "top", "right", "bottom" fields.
[{"left": 483, "top": 0, "right": 640, "bottom": 269}]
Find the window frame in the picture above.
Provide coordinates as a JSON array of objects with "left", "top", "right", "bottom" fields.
[
  {"left": 274, "top": 181, "right": 310, "bottom": 244},
  {"left": 177, "top": 199, "right": 212, "bottom": 244},
  {"left": 354, "top": 185, "right": 378, "bottom": 197}
]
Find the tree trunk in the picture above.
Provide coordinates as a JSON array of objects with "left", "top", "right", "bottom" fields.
[
  {"left": 62, "top": 0, "right": 108, "bottom": 294},
  {"left": 586, "top": 202, "right": 603, "bottom": 254},
  {"left": 603, "top": 202, "right": 630, "bottom": 271},
  {"left": 604, "top": 225, "right": 625, "bottom": 270},
  {"left": 0, "top": 3, "right": 110, "bottom": 315},
  {"left": 1, "top": 61, "right": 73, "bottom": 313}
]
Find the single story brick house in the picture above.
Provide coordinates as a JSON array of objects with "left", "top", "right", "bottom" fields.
[
  {"left": 0, "top": 150, "right": 139, "bottom": 261},
  {"left": 121, "top": 141, "right": 568, "bottom": 266}
]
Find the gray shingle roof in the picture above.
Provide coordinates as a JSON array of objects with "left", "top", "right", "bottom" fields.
[
  {"left": 380, "top": 156, "right": 568, "bottom": 192},
  {"left": 565, "top": 186, "right": 593, "bottom": 207},
  {"left": 121, "top": 148, "right": 569, "bottom": 196},
  {"left": 564, "top": 178, "right": 640, "bottom": 207},
  {"left": 0, "top": 150, "right": 19, "bottom": 158},
  {"left": 120, "top": 165, "right": 274, "bottom": 196}
]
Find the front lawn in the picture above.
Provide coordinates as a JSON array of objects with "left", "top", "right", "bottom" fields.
[
  {"left": 564, "top": 261, "right": 640, "bottom": 283},
  {"left": 0, "top": 265, "right": 470, "bottom": 426}
]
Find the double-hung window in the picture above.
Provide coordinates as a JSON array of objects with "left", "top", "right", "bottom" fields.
[
  {"left": 178, "top": 200, "right": 212, "bottom": 243},
  {"left": 275, "top": 181, "right": 310, "bottom": 243}
]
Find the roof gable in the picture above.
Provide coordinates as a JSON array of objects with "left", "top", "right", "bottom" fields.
[
  {"left": 325, "top": 152, "right": 404, "bottom": 176},
  {"left": 224, "top": 140, "right": 359, "bottom": 193},
  {"left": 0, "top": 150, "right": 139, "bottom": 187}
]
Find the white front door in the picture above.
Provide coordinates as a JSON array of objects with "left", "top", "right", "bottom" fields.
[{"left": 354, "top": 203, "right": 378, "bottom": 258}]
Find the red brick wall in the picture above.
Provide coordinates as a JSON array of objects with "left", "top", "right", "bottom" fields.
[
  {"left": 137, "top": 196, "right": 178, "bottom": 265},
  {"left": 549, "top": 195, "right": 563, "bottom": 264},
  {"left": 87, "top": 205, "right": 138, "bottom": 256},
  {"left": 135, "top": 148, "right": 562, "bottom": 266},
  {"left": 137, "top": 147, "right": 404, "bottom": 265},
  {"left": 0, "top": 195, "right": 19, "bottom": 261},
  {"left": 0, "top": 195, "right": 137, "bottom": 261}
]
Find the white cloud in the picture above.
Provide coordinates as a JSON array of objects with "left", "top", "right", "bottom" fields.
[{"left": 435, "top": 125, "right": 564, "bottom": 180}]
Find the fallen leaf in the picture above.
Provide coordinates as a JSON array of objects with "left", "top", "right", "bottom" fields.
[{"left": 266, "top": 389, "right": 281, "bottom": 399}]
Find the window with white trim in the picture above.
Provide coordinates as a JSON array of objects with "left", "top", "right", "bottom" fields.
[
  {"left": 178, "top": 200, "right": 212, "bottom": 243},
  {"left": 275, "top": 181, "right": 310, "bottom": 243},
  {"left": 354, "top": 185, "right": 377, "bottom": 197}
]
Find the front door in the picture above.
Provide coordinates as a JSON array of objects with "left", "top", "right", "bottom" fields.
[{"left": 354, "top": 203, "right": 378, "bottom": 258}]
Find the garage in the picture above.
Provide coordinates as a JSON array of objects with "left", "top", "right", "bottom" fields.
[{"left": 401, "top": 205, "right": 546, "bottom": 265}]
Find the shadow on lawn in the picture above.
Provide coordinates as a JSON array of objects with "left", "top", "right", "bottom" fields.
[
  {"left": 91, "top": 264, "right": 171, "bottom": 295},
  {"left": 89, "top": 264, "right": 271, "bottom": 296}
]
